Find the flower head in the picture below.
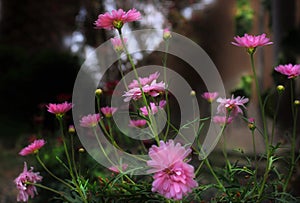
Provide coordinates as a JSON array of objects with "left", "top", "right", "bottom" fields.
[
  {"left": 232, "top": 33, "right": 273, "bottom": 54},
  {"left": 201, "top": 92, "right": 219, "bottom": 103},
  {"left": 274, "top": 64, "right": 300, "bottom": 79},
  {"left": 128, "top": 72, "right": 160, "bottom": 89},
  {"left": 111, "top": 37, "right": 127, "bottom": 53},
  {"left": 94, "top": 8, "right": 141, "bottom": 30},
  {"left": 19, "top": 139, "right": 46, "bottom": 156},
  {"left": 213, "top": 115, "right": 233, "bottom": 125},
  {"left": 123, "top": 80, "right": 166, "bottom": 102},
  {"left": 46, "top": 101, "right": 73, "bottom": 118},
  {"left": 147, "top": 140, "right": 198, "bottom": 200},
  {"left": 101, "top": 106, "right": 118, "bottom": 117},
  {"left": 216, "top": 95, "right": 249, "bottom": 117},
  {"left": 140, "top": 100, "right": 166, "bottom": 116},
  {"left": 14, "top": 162, "right": 43, "bottom": 202},
  {"left": 80, "top": 113, "right": 100, "bottom": 128},
  {"left": 129, "top": 119, "right": 147, "bottom": 128}
]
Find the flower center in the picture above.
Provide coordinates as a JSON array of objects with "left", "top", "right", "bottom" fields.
[{"left": 113, "top": 20, "right": 123, "bottom": 29}]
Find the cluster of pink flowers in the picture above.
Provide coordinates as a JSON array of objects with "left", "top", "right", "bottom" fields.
[
  {"left": 14, "top": 162, "right": 43, "bottom": 202},
  {"left": 94, "top": 8, "right": 141, "bottom": 30},
  {"left": 123, "top": 72, "right": 166, "bottom": 102},
  {"left": 147, "top": 140, "right": 198, "bottom": 200}
]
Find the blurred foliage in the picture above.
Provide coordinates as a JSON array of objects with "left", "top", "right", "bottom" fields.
[{"left": 234, "top": 0, "right": 254, "bottom": 36}]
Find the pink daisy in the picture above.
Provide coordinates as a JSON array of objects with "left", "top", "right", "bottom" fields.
[
  {"left": 79, "top": 113, "right": 100, "bottom": 128},
  {"left": 147, "top": 140, "right": 198, "bottom": 200},
  {"left": 213, "top": 115, "right": 233, "bottom": 125},
  {"left": 19, "top": 139, "right": 46, "bottom": 156},
  {"left": 94, "top": 8, "right": 141, "bottom": 30},
  {"left": 14, "top": 162, "right": 43, "bottom": 202},
  {"left": 129, "top": 119, "right": 147, "bottom": 128},
  {"left": 232, "top": 33, "right": 273, "bottom": 49},
  {"left": 140, "top": 100, "right": 166, "bottom": 116},
  {"left": 201, "top": 92, "right": 219, "bottom": 103},
  {"left": 123, "top": 80, "right": 166, "bottom": 102},
  {"left": 100, "top": 106, "right": 118, "bottom": 117},
  {"left": 216, "top": 95, "right": 249, "bottom": 117},
  {"left": 46, "top": 101, "right": 73, "bottom": 117},
  {"left": 128, "top": 72, "right": 160, "bottom": 89},
  {"left": 274, "top": 63, "right": 300, "bottom": 79},
  {"left": 111, "top": 37, "right": 127, "bottom": 52}
]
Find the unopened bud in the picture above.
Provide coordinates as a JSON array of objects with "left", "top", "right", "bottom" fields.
[
  {"left": 68, "top": 125, "right": 75, "bottom": 133},
  {"left": 276, "top": 85, "right": 285, "bottom": 93},
  {"left": 294, "top": 100, "right": 300, "bottom": 106},
  {"left": 190, "top": 90, "right": 196, "bottom": 96},
  {"left": 95, "top": 88, "right": 103, "bottom": 96},
  {"left": 163, "top": 28, "right": 172, "bottom": 40},
  {"left": 78, "top": 148, "right": 85, "bottom": 153}
]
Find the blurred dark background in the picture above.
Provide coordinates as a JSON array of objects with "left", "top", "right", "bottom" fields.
[{"left": 0, "top": 0, "right": 299, "bottom": 202}]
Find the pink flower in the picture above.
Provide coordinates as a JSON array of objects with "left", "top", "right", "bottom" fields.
[
  {"left": 19, "top": 139, "right": 46, "bottom": 156},
  {"left": 109, "top": 164, "right": 128, "bottom": 173},
  {"left": 232, "top": 33, "right": 273, "bottom": 49},
  {"left": 100, "top": 106, "right": 118, "bottom": 117},
  {"left": 129, "top": 119, "right": 147, "bottom": 127},
  {"left": 216, "top": 95, "right": 249, "bottom": 117},
  {"left": 123, "top": 80, "right": 166, "bottom": 102},
  {"left": 94, "top": 8, "right": 141, "bottom": 30},
  {"left": 111, "top": 37, "right": 127, "bottom": 52},
  {"left": 147, "top": 140, "right": 192, "bottom": 173},
  {"left": 213, "top": 116, "right": 233, "bottom": 125},
  {"left": 128, "top": 72, "right": 160, "bottom": 89},
  {"left": 80, "top": 113, "right": 100, "bottom": 128},
  {"left": 274, "top": 64, "right": 300, "bottom": 79},
  {"left": 46, "top": 101, "right": 73, "bottom": 117},
  {"left": 201, "top": 92, "right": 219, "bottom": 103},
  {"left": 140, "top": 100, "right": 166, "bottom": 116},
  {"left": 147, "top": 140, "right": 198, "bottom": 200},
  {"left": 14, "top": 162, "right": 43, "bottom": 202}
]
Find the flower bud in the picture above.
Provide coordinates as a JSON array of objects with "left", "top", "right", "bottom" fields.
[
  {"left": 95, "top": 88, "right": 103, "bottom": 96},
  {"left": 294, "top": 100, "right": 300, "bottom": 106},
  {"left": 78, "top": 148, "right": 85, "bottom": 153},
  {"left": 68, "top": 125, "right": 75, "bottom": 133},
  {"left": 276, "top": 85, "right": 285, "bottom": 93},
  {"left": 190, "top": 90, "right": 196, "bottom": 96},
  {"left": 163, "top": 28, "right": 172, "bottom": 40}
]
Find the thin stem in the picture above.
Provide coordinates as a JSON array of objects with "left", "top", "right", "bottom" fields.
[
  {"left": 250, "top": 53, "right": 268, "bottom": 147},
  {"left": 70, "top": 134, "right": 79, "bottom": 181},
  {"left": 35, "top": 153, "right": 73, "bottom": 189},
  {"left": 283, "top": 79, "right": 297, "bottom": 191},
  {"left": 204, "top": 158, "right": 225, "bottom": 192},
  {"left": 57, "top": 118, "right": 87, "bottom": 203},
  {"left": 163, "top": 39, "right": 171, "bottom": 139},
  {"left": 28, "top": 182, "right": 63, "bottom": 196},
  {"left": 251, "top": 130, "right": 257, "bottom": 184}
]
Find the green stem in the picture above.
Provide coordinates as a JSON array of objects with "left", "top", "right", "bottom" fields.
[
  {"left": 27, "top": 182, "right": 63, "bottom": 196},
  {"left": 35, "top": 153, "right": 73, "bottom": 189},
  {"left": 163, "top": 39, "right": 171, "bottom": 140},
  {"left": 250, "top": 53, "right": 270, "bottom": 201},
  {"left": 251, "top": 130, "right": 257, "bottom": 184},
  {"left": 204, "top": 158, "right": 225, "bottom": 192},
  {"left": 283, "top": 80, "right": 297, "bottom": 191},
  {"left": 57, "top": 118, "right": 87, "bottom": 203}
]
